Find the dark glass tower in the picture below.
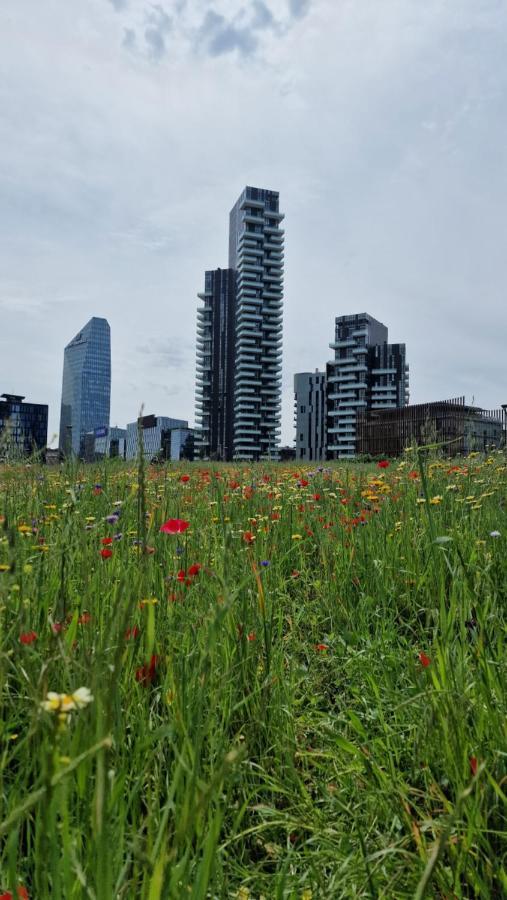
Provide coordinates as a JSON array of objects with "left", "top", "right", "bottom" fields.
[
  {"left": 0, "top": 394, "right": 48, "bottom": 458},
  {"left": 58, "top": 317, "right": 111, "bottom": 457},
  {"left": 195, "top": 269, "right": 236, "bottom": 460}
]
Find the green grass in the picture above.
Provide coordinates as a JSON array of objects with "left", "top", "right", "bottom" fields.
[{"left": 0, "top": 451, "right": 506, "bottom": 898}]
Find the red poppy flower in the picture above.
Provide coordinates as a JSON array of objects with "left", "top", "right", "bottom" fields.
[
  {"left": 51, "top": 622, "right": 65, "bottom": 634},
  {"left": 101, "top": 537, "right": 113, "bottom": 545},
  {"left": 247, "top": 631, "right": 256, "bottom": 641},
  {"left": 299, "top": 479, "right": 309, "bottom": 487},
  {"left": 0, "top": 889, "right": 29, "bottom": 900},
  {"left": 125, "top": 625, "right": 140, "bottom": 640},
  {"left": 243, "top": 531, "right": 255, "bottom": 544},
  {"left": 313, "top": 493, "right": 321, "bottom": 501},
  {"left": 177, "top": 569, "right": 186, "bottom": 582},
  {"left": 187, "top": 563, "right": 202, "bottom": 576},
  {"left": 180, "top": 475, "right": 190, "bottom": 483},
  {"left": 315, "top": 643, "right": 328, "bottom": 651},
  {"left": 377, "top": 460, "right": 389, "bottom": 469},
  {"left": 419, "top": 651, "right": 431, "bottom": 668},
  {"left": 408, "top": 470, "right": 419, "bottom": 480},
  {"left": 159, "top": 519, "right": 190, "bottom": 534},
  {"left": 20, "top": 630, "right": 37, "bottom": 645},
  {"left": 470, "top": 756, "right": 478, "bottom": 776},
  {"left": 135, "top": 654, "right": 158, "bottom": 685},
  {"left": 78, "top": 612, "right": 91, "bottom": 625},
  {"left": 100, "top": 548, "right": 113, "bottom": 559},
  {"left": 229, "top": 480, "right": 240, "bottom": 490},
  {"left": 291, "top": 570, "right": 300, "bottom": 578},
  {"left": 243, "top": 486, "right": 254, "bottom": 500}
]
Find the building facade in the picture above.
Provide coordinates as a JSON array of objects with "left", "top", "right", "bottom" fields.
[
  {"left": 195, "top": 268, "right": 236, "bottom": 460},
  {"left": 195, "top": 186, "right": 284, "bottom": 462},
  {"left": 326, "top": 313, "right": 408, "bottom": 458},
  {"left": 357, "top": 398, "right": 504, "bottom": 457},
  {"left": 0, "top": 393, "right": 48, "bottom": 459},
  {"left": 229, "top": 186, "right": 284, "bottom": 461},
  {"left": 59, "top": 317, "right": 111, "bottom": 457},
  {"left": 83, "top": 426, "right": 127, "bottom": 462},
  {"left": 294, "top": 371, "right": 326, "bottom": 461},
  {"left": 125, "top": 414, "right": 189, "bottom": 461}
]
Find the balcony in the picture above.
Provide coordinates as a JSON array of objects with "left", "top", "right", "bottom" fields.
[{"left": 329, "top": 339, "right": 355, "bottom": 349}]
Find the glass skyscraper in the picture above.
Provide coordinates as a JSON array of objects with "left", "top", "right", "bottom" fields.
[
  {"left": 59, "top": 317, "right": 111, "bottom": 457},
  {"left": 195, "top": 268, "right": 236, "bottom": 460},
  {"left": 195, "top": 186, "right": 284, "bottom": 462},
  {"left": 0, "top": 393, "right": 48, "bottom": 459}
]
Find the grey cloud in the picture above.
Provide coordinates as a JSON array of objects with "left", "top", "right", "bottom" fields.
[
  {"left": 108, "top": 0, "right": 128, "bottom": 10},
  {"left": 288, "top": 0, "right": 310, "bottom": 19},
  {"left": 144, "top": 27, "right": 167, "bottom": 58},
  {"left": 137, "top": 338, "right": 192, "bottom": 369},
  {"left": 251, "top": 1, "right": 276, "bottom": 31},
  {"left": 197, "top": 10, "right": 258, "bottom": 57},
  {"left": 122, "top": 28, "right": 136, "bottom": 50},
  {"left": 144, "top": 4, "right": 172, "bottom": 59}
]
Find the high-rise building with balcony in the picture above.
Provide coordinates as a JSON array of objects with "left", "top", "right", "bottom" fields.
[
  {"left": 229, "top": 187, "right": 284, "bottom": 461},
  {"left": 59, "top": 317, "right": 111, "bottom": 457},
  {"left": 294, "top": 371, "right": 327, "bottom": 461},
  {"left": 195, "top": 187, "right": 284, "bottom": 461},
  {"left": 326, "top": 313, "right": 408, "bottom": 458},
  {"left": 195, "top": 268, "right": 236, "bottom": 460}
]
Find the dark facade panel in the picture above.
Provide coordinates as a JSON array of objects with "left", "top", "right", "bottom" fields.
[{"left": 0, "top": 394, "right": 48, "bottom": 458}]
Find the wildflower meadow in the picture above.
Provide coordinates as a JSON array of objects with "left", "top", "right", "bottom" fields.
[{"left": 0, "top": 450, "right": 506, "bottom": 898}]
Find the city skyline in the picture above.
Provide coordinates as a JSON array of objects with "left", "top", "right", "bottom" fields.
[{"left": 1, "top": 1, "right": 507, "bottom": 445}]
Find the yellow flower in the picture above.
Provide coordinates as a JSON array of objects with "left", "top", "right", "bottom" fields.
[
  {"left": 429, "top": 496, "right": 442, "bottom": 505},
  {"left": 41, "top": 686, "right": 93, "bottom": 714},
  {"left": 139, "top": 597, "right": 158, "bottom": 607},
  {"left": 291, "top": 534, "right": 303, "bottom": 540},
  {"left": 0, "top": 564, "right": 10, "bottom": 573},
  {"left": 17, "top": 524, "right": 31, "bottom": 533}
]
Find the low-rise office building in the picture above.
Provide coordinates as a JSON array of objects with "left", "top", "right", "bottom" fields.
[
  {"left": 0, "top": 393, "right": 48, "bottom": 459},
  {"left": 356, "top": 398, "right": 505, "bottom": 457},
  {"left": 125, "top": 414, "right": 192, "bottom": 461}
]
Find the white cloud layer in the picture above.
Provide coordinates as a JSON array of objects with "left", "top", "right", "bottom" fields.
[{"left": 1, "top": 0, "right": 506, "bottom": 445}]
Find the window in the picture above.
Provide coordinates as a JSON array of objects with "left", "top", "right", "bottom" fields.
[{"left": 300, "top": 405, "right": 306, "bottom": 413}]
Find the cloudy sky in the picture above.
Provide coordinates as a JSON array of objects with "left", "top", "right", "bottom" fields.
[{"left": 1, "top": 0, "right": 506, "bottom": 446}]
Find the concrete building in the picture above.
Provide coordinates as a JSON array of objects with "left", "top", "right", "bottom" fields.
[
  {"left": 195, "top": 186, "right": 284, "bottom": 462},
  {"left": 58, "top": 317, "right": 111, "bottom": 457},
  {"left": 125, "top": 414, "right": 190, "bottom": 461},
  {"left": 326, "top": 313, "right": 408, "bottom": 458},
  {"left": 294, "top": 371, "right": 326, "bottom": 461},
  {"left": 0, "top": 393, "right": 48, "bottom": 459},
  {"left": 229, "top": 186, "right": 284, "bottom": 461}
]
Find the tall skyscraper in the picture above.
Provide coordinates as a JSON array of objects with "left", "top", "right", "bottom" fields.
[
  {"left": 59, "top": 317, "right": 111, "bottom": 457},
  {"left": 195, "top": 268, "right": 236, "bottom": 460},
  {"left": 195, "top": 187, "right": 284, "bottom": 462},
  {"left": 229, "top": 187, "right": 284, "bottom": 461},
  {"left": 326, "top": 313, "right": 408, "bottom": 458},
  {"left": 294, "top": 372, "right": 327, "bottom": 461}
]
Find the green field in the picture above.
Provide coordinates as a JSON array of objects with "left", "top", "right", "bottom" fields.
[{"left": 0, "top": 452, "right": 506, "bottom": 898}]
